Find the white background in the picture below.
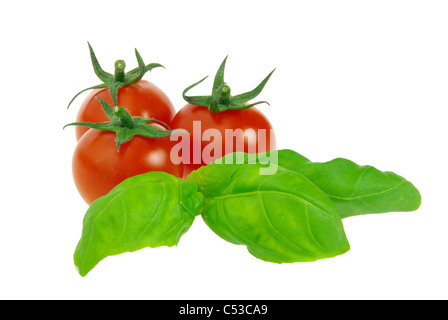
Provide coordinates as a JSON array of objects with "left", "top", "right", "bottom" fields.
[{"left": 1, "top": 0, "right": 447, "bottom": 300}]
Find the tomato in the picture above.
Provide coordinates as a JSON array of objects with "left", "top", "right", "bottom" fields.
[
  {"left": 72, "top": 127, "right": 183, "bottom": 205},
  {"left": 171, "top": 103, "right": 276, "bottom": 178},
  {"left": 170, "top": 57, "right": 277, "bottom": 178},
  {"left": 75, "top": 80, "right": 175, "bottom": 141}
]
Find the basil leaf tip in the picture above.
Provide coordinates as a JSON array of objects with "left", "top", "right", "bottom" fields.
[
  {"left": 74, "top": 171, "right": 204, "bottom": 277},
  {"left": 262, "top": 149, "right": 422, "bottom": 218}
]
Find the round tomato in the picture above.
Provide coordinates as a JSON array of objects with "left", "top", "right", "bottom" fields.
[
  {"left": 171, "top": 103, "right": 276, "bottom": 178},
  {"left": 72, "top": 127, "right": 183, "bottom": 205},
  {"left": 75, "top": 80, "right": 175, "bottom": 141},
  {"left": 171, "top": 57, "right": 277, "bottom": 178}
]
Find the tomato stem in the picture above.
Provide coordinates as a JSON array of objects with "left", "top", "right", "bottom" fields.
[
  {"left": 114, "top": 60, "right": 126, "bottom": 82},
  {"left": 114, "top": 106, "right": 135, "bottom": 128},
  {"left": 210, "top": 84, "right": 232, "bottom": 113},
  {"left": 221, "top": 85, "right": 231, "bottom": 97}
]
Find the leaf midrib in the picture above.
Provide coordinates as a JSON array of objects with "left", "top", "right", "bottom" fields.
[
  {"left": 326, "top": 180, "right": 409, "bottom": 201},
  {"left": 208, "top": 189, "right": 332, "bottom": 219}
]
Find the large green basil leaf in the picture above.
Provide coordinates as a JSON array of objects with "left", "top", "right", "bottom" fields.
[
  {"left": 258, "top": 149, "right": 422, "bottom": 218},
  {"left": 74, "top": 171, "right": 204, "bottom": 277},
  {"left": 188, "top": 157, "right": 350, "bottom": 263}
]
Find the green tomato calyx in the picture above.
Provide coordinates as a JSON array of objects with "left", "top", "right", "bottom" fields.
[
  {"left": 67, "top": 42, "right": 165, "bottom": 109},
  {"left": 182, "top": 56, "right": 276, "bottom": 114},
  {"left": 64, "top": 98, "right": 188, "bottom": 151}
]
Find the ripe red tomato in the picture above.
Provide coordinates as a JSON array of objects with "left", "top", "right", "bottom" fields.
[
  {"left": 75, "top": 80, "right": 175, "bottom": 141},
  {"left": 72, "top": 127, "right": 183, "bottom": 205},
  {"left": 171, "top": 103, "right": 276, "bottom": 178}
]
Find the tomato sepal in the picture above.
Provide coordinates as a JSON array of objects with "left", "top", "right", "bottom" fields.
[
  {"left": 67, "top": 42, "right": 164, "bottom": 109},
  {"left": 64, "top": 98, "right": 187, "bottom": 151},
  {"left": 182, "top": 56, "right": 276, "bottom": 113}
]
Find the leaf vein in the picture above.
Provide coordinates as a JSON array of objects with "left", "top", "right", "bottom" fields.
[{"left": 328, "top": 180, "right": 408, "bottom": 201}]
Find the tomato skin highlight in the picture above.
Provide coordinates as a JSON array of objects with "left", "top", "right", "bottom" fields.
[
  {"left": 72, "top": 129, "right": 183, "bottom": 205},
  {"left": 75, "top": 80, "right": 175, "bottom": 141},
  {"left": 171, "top": 103, "right": 276, "bottom": 178}
]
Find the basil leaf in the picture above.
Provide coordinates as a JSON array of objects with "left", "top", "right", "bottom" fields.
[
  {"left": 260, "top": 149, "right": 422, "bottom": 218},
  {"left": 74, "top": 171, "right": 204, "bottom": 277},
  {"left": 188, "top": 158, "right": 350, "bottom": 263}
]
